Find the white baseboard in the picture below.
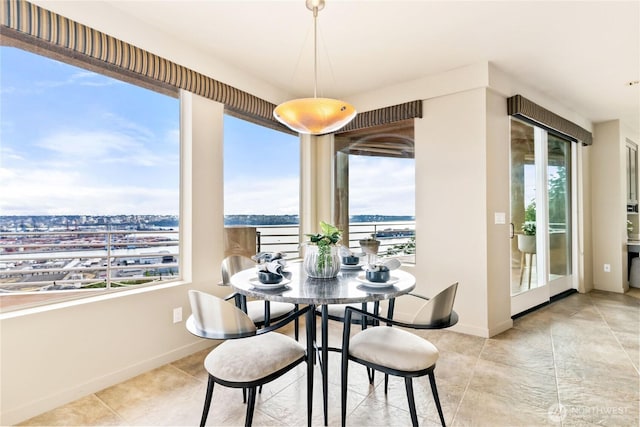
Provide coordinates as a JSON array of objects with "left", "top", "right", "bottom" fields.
[
  {"left": 449, "top": 318, "right": 513, "bottom": 338},
  {"left": 487, "top": 318, "right": 514, "bottom": 337},
  {"left": 2, "top": 340, "right": 214, "bottom": 426}
]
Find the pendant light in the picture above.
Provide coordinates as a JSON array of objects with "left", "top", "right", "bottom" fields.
[{"left": 274, "top": 0, "right": 356, "bottom": 135}]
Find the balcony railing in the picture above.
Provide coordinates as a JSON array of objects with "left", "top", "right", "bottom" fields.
[
  {"left": 0, "top": 221, "right": 414, "bottom": 294},
  {"left": 256, "top": 221, "right": 415, "bottom": 259},
  {"left": 0, "top": 229, "right": 179, "bottom": 293}
]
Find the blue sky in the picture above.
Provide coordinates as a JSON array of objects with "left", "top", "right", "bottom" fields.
[
  {"left": 1, "top": 47, "right": 179, "bottom": 216},
  {"left": 1, "top": 46, "right": 415, "bottom": 217}
]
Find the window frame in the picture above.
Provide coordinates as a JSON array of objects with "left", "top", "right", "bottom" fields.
[{"left": 0, "top": 43, "right": 182, "bottom": 312}]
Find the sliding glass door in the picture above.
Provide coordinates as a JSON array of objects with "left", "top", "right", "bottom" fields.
[{"left": 510, "top": 118, "right": 575, "bottom": 315}]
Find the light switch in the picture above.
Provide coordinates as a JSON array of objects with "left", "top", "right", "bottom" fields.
[
  {"left": 173, "top": 307, "right": 182, "bottom": 323},
  {"left": 494, "top": 212, "right": 506, "bottom": 224}
]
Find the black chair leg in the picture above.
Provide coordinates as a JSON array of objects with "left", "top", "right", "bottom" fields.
[
  {"left": 311, "top": 310, "right": 317, "bottom": 365},
  {"left": 307, "top": 350, "right": 314, "bottom": 427},
  {"left": 384, "top": 373, "right": 389, "bottom": 394},
  {"left": 321, "top": 305, "right": 329, "bottom": 426},
  {"left": 294, "top": 304, "right": 300, "bottom": 341},
  {"left": 429, "top": 372, "right": 446, "bottom": 426},
  {"left": 367, "top": 367, "right": 375, "bottom": 384},
  {"left": 245, "top": 386, "right": 257, "bottom": 427},
  {"left": 340, "top": 354, "right": 349, "bottom": 427},
  {"left": 306, "top": 307, "right": 315, "bottom": 427},
  {"left": 264, "top": 301, "right": 271, "bottom": 326},
  {"left": 200, "top": 376, "right": 215, "bottom": 427},
  {"left": 242, "top": 388, "right": 246, "bottom": 403},
  {"left": 404, "top": 377, "right": 419, "bottom": 427}
]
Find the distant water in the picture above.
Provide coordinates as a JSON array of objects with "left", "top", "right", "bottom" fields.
[{"left": 224, "top": 214, "right": 415, "bottom": 227}]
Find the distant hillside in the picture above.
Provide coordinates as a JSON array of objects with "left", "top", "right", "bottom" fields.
[{"left": 223, "top": 214, "right": 414, "bottom": 226}]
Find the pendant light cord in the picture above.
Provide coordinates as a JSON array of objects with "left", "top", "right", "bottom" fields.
[
  {"left": 273, "top": 0, "right": 356, "bottom": 135},
  {"left": 312, "top": 5, "right": 318, "bottom": 99}
]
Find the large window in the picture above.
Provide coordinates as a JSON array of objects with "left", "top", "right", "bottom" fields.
[
  {"left": 223, "top": 115, "right": 300, "bottom": 257},
  {"left": 334, "top": 121, "right": 416, "bottom": 261},
  {"left": 0, "top": 47, "right": 180, "bottom": 310}
]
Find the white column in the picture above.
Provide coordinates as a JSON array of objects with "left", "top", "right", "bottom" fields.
[
  {"left": 415, "top": 88, "right": 512, "bottom": 337},
  {"left": 180, "top": 91, "right": 225, "bottom": 290},
  {"left": 299, "top": 133, "right": 335, "bottom": 240}
]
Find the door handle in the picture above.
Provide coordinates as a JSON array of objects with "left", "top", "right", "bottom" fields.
[{"left": 510, "top": 223, "right": 515, "bottom": 239}]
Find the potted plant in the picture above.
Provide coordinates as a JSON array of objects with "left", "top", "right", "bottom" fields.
[
  {"left": 517, "top": 222, "right": 536, "bottom": 254},
  {"left": 303, "top": 221, "right": 342, "bottom": 278}
]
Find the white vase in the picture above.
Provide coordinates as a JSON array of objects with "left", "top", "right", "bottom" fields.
[{"left": 303, "top": 244, "right": 340, "bottom": 278}]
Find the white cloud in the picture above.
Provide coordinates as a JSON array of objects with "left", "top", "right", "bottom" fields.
[
  {"left": 0, "top": 166, "right": 177, "bottom": 215},
  {"left": 164, "top": 128, "right": 180, "bottom": 145},
  {"left": 36, "top": 129, "right": 171, "bottom": 168},
  {"left": 225, "top": 176, "right": 299, "bottom": 215},
  {"left": 0, "top": 146, "right": 24, "bottom": 162},
  {"left": 349, "top": 156, "right": 415, "bottom": 216},
  {"left": 36, "top": 71, "right": 119, "bottom": 89},
  {"left": 223, "top": 156, "right": 415, "bottom": 216}
]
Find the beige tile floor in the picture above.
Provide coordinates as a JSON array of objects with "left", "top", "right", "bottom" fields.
[{"left": 19, "top": 290, "right": 640, "bottom": 426}]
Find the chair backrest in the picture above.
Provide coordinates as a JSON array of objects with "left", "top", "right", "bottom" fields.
[
  {"left": 411, "top": 282, "right": 458, "bottom": 327},
  {"left": 221, "top": 255, "right": 256, "bottom": 285},
  {"left": 188, "top": 290, "right": 257, "bottom": 339}
]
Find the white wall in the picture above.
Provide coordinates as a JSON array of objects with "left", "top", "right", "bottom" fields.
[
  {"left": 0, "top": 93, "right": 226, "bottom": 425},
  {"left": 591, "top": 120, "right": 626, "bottom": 292},
  {"left": 578, "top": 144, "right": 594, "bottom": 293},
  {"left": 591, "top": 120, "right": 640, "bottom": 292},
  {"left": 414, "top": 87, "right": 511, "bottom": 337},
  {"left": 485, "top": 89, "right": 513, "bottom": 332}
]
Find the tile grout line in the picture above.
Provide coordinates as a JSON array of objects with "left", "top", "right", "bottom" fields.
[
  {"left": 588, "top": 294, "right": 640, "bottom": 377},
  {"left": 549, "top": 308, "right": 563, "bottom": 427},
  {"left": 449, "top": 336, "right": 488, "bottom": 426},
  {"left": 91, "top": 392, "right": 129, "bottom": 426}
]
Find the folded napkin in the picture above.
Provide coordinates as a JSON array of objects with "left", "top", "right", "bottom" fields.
[
  {"left": 252, "top": 252, "right": 285, "bottom": 263},
  {"left": 252, "top": 252, "right": 291, "bottom": 279},
  {"left": 339, "top": 245, "right": 352, "bottom": 257},
  {"left": 365, "top": 258, "right": 401, "bottom": 272}
]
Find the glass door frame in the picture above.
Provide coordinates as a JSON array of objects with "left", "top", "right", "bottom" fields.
[
  {"left": 548, "top": 140, "right": 578, "bottom": 297},
  {"left": 511, "top": 119, "right": 578, "bottom": 315}
]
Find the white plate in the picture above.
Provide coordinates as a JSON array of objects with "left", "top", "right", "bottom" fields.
[
  {"left": 249, "top": 277, "right": 291, "bottom": 290},
  {"left": 355, "top": 273, "right": 399, "bottom": 288},
  {"left": 341, "top": 263, "right": 363, "bottom": 270}
]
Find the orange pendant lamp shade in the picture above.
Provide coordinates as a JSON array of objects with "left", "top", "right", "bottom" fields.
[{"left": 274, "top": 97, "right": 356, "bottom": 135}]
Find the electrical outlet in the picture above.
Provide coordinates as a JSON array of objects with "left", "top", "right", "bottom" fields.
[
  {"left": 173, "top": 307, "right": 182, "bottom": 323},
  {"left": 604, "top": 264, "right": 611, "bottom": 273}
]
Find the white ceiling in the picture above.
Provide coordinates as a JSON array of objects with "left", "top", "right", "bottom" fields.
[{"left": 35, "top": 0, "right": 640, "bottom": 133}]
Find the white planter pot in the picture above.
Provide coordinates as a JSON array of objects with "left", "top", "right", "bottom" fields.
[
  {"left": 517, "top": 234, "right": 536, "bottom": 254},
  {"left": 303, "top": 245, "right": 340, "bottom": 278}
]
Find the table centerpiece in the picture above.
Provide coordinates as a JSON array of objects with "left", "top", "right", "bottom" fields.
[{"left": 304, "top": 221, "right": 342, "bottom": 279}]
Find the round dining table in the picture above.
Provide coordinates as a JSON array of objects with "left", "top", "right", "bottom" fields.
[{"left": 230, "top": 260, "right": 416, "bottom": 426}]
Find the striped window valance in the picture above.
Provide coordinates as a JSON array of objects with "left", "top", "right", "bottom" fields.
[
  {"left": 336, "top": 100, "right": 423, "bottom": 134},
  {"left": 507, "top": 95, "right": 592, "bottom": 145},
  {"left": 1, "top": 0, "right": 418, "bottom": 136},
  {"left": 0, "top": 0, "right": 291, "bottom": 132}
]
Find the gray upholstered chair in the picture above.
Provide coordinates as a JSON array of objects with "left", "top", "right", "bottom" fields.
[
  {"left": 340, "top": 282, "right": 459, "bottom": 427},
  {"left": 221, "top": 255, "right": 298, "bottom": 339},
  {"left": 186, "top": 290, "right": 313, "bottom": 427}
]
